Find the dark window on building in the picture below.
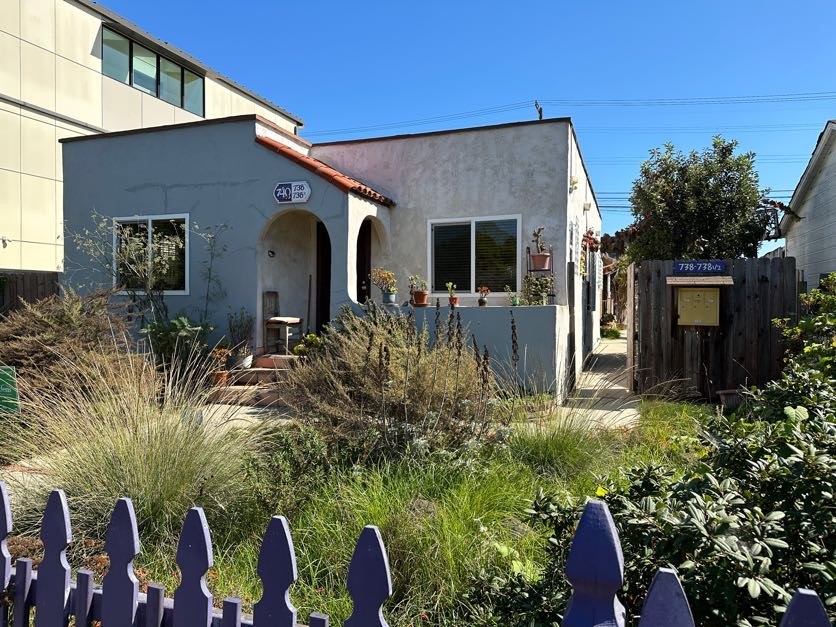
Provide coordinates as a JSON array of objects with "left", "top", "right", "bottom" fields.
[
  {"left": 432, "top": 223, "right": 471, "bottom": 292},
  {"left": 183, "top": 70, "right": 204, "bottom": 116},
  {"left": 115, "top": 221, "right": 149, "bottom": 290},
  {"left": 475, "top": 219, "right": 517, "bottom": 292},
  {"left": 102, "top": 28, "right": 130, "bottom": 83},
  {"left": 131, "top": 43, "right": 157, "bottom": 96},
  {"left": 115, "top": 217, "right": 187, "bottom": 292},
  {"left": 159, "top": 57, "right": 182, "bottom": 106}
]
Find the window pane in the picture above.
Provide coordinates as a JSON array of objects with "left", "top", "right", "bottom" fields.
[
  {"left": 476, "top": 219, "right": 517, "bottom": 292},
  {"left": 102, "top": 28, "right": 130, "bottom": 84},
  {"left": 151, "top": 219, "right": 186, "bottom": 291},
  {"left": 132, "top": 43, "right": 157, "bottom": 95},
  {"left": 116, "top": 221, "right": 148, "bottom": 290},
  {"left": 183, "top": 70, "right": 204, "bottom": 116},
  {"left": 432, "top": 223, "right": 470, "bottom": 292},
  {"left": 159, "top": 57, "right": 182, "bottom": 106}
]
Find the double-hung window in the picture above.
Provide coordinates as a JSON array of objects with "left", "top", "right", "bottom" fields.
[
  {"left": 113, "top": 215, "right": 189, "bottom": 294},
  {"left": 429, "top": 216, "right": 520, "bottom": 293}
]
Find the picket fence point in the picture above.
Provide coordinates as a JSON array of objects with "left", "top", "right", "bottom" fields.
[
  {"left": 344, "top": 525, "right": 393, "bottom": 627},
  {"left": 638, "top": 567, "right": 695, "bottom": 627},
  {"left": 253, "top": 515, "right": 298, "bottom": 627},
  {"left": 780, "top": 588, "right": 831, "bottom": 627}
]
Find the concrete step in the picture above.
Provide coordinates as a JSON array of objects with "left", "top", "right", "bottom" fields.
[
  {"left": 229, "top": 367, "right": 290, "bottom": 385},
  {"left": 206, "top": 384, "right": 290, "bottom": 409},
  {"left": 252, "top": 354, "right": 299, "bottom": 369}
]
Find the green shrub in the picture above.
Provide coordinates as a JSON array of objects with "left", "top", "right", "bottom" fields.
[
  {"left": 141, "top": 315, "right": 211, "bottom": 367},
  {"left": 288, "top": 304, "right": 505, "bottom": 462},
  {"left": 5, "top": 344, "right": 260, "bottom": 542},
  {"left": 601, "top": 327, "right": 622, "bottom": 339}
]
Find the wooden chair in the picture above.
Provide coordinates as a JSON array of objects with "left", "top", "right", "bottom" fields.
[{"left": 262, "top": 291, "right": 303, "bottom": 354}]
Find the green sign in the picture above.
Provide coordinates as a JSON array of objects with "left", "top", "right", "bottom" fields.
[{"left": 0, "top": 367, "right": 19, "bottom": 413}]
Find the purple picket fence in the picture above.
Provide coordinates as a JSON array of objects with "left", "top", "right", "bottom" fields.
[{"left": 0, "top": 482, "right": 829, "bottom": 626}]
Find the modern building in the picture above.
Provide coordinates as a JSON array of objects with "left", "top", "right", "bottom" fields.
[
  {"left": 61, "top": 115, "right": 602, "bottom": 393},
  {"left": 782, "top": 120, "right": 836, "bottom": 289},
  {"left": 0, "top": 0, "right": 302, "bottom": 309}
]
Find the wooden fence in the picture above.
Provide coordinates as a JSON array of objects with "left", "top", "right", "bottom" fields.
[
  {"left": 0, "top": 272, "right": 60, "bottom": 315},
  {"left": 626, "top": 258, "right": 800, "bottom": 398},
  {"left": 0, "top": 482, "right": 829, "bottom": 626}
]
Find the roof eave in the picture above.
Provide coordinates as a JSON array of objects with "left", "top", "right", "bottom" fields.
[{"left": 783, "top": 120, "right": 836, "bottom": 232}]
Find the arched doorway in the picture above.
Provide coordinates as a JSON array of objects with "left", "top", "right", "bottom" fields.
[{"left": 353, "top": 216, "right": 388, "bottom": 304}]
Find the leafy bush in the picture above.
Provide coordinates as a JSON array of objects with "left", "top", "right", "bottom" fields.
[
  {"left": 463, "top": 404, "right": 836, "bottom": 626},
  {"left": 288, "top": 304, "right": 505, "bottom": 462},
  {"left": 601, "top": 327, "right": 622, "bottom": 339},
  {"left": 778, "top": 272, "right": 836, "bottom": 380},
  {"left": 5, "top": 343, "right": 261, "bottom": 541},
  {"left": 141, "top": 315, "right": 211, "bottom": 367}
]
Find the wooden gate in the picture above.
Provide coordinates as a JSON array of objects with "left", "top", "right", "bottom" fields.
[{"left": 626, "top": 258, "right": 800, "bottom": 398}]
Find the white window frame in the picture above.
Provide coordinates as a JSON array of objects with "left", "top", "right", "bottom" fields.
[
  {"left": 112, "top": 213, "right": 190, "bottom": 296},
  {"left": 426, "top": 213, "right": 522, "bottom": 296}
]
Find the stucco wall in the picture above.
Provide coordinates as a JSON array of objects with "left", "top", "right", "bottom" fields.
[
  {"left": 312, "top": 120, "right": 572, "bottom": 306},
  {"left": 786, "top": 133, "right": 836, "bottom": 289},
  {"left": 62, "top": 118, "right": 354, "bottom": 348}
]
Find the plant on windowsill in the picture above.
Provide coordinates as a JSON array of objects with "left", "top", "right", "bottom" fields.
[
  {"left": 521, "top": 273, "right": 554, "bottom": 306},
  {"left": 371, "top": 267, "right": 398, "bottom": 305},
  {"left": 446, "top": 282, "right": 459, "bottom": 307},
  {"left": 505, "top": 285, "right": 520, "bottom": 306},
  {"left": 227, "top": 307, "right": 254, "bottom": 369},
  {"left": 477, "top": 286, "right": 490, "bottom": 307},
  {"left": 409, "top": 274, "right": 430, "bottom": 307},
  {"left": 530, "top": 226, "right": 552, "bottom": 271}
]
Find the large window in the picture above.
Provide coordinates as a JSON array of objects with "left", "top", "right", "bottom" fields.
[
  {"left": 114, "top": 215, "right": 188, "bottom": 294},
  {"left": 102, "top": 27, "right": 205, "bottom": 117},
  {"left": 430, "top": 216, "right": 519, "bottom": 293}
]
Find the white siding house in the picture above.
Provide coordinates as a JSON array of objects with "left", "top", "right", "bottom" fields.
[{"left": 783, "top": 120, "right": 836, "bottom": 288}]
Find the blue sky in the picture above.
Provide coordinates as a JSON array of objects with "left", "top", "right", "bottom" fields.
[{"left": 104, "top": 0, "right": 836, "bottom": 237}]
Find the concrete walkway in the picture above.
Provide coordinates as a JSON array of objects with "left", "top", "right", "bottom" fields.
[{"left": 565, "top": 333, "right": 640, "bottom": 429}]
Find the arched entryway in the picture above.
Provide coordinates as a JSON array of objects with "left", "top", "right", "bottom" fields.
[
  {"left": 258, "top": 210, "right": 332, "bottom": 350},
  {"left": 353, "top": 216, "right": 387, "bottom": 304}
]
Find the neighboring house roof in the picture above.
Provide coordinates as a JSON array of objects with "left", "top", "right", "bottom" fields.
[
  {"left": 74, "top": 0, "right": 304, "bottom": 127},
  {"left": 255, "top": 135, "right": 395, "bottom": 207},
  {"left": 782, "top": 120, "right": 836, "bottom": 233}
]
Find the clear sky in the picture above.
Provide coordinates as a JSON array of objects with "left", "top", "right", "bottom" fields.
[{"left": 103, "top": 0, "right": 836, "bottom": 237}]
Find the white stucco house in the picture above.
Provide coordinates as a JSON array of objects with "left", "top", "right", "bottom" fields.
[
  {"left": 782, "top": 120, "right": 836, "bottom": 288},
  {"left": 61, "top": 115, "right": 602, "bottom": 394}
]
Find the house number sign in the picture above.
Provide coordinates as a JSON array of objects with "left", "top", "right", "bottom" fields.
[
  {"left": 673, "top": 260, "right": 728, "bottom": 274},
  {"left": 273, "top": 181, "right": 311, "bottom": 204}
]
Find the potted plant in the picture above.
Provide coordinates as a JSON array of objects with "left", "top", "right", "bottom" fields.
[
  {"left": 522, "top": 273, "right": 554, "bottom": 305},
  {"left": 530, "top": 226, "right": 552, "bottom": 270},
  {"left": 227, "top": 307, "right": 254, "bottom": 369},
  {"left": 446, "top": 282, "right": 459, "bottom": 307},
  {"left": 409, "top": 275, "right": 430, "bottom": 307},
  {"left": 505, "top": 285, "right": 520, "bottom": 306},
  {"left": 371, "top": 267, "right": 398, "bottom": 304},
  {"left": 477, "top": 286, "right": 490, "bottom": 307},
  {"left": 209, "top": 346, "right": 232, "bottom": 386}
]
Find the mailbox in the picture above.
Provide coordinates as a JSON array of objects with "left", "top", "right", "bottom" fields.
[{"left": 677, "top": 287, "right": 720, "bottom": 326}]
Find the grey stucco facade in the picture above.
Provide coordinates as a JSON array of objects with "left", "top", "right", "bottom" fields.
[{"left": 62, "top": 114, "right": 601, "bottom": 392}]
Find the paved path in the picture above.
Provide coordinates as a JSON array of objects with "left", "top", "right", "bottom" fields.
[{"left": 565, "top": 332, "right": 640, "bottom": 429}]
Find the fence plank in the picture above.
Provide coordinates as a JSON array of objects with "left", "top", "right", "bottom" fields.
[
  {"left": 173, "top": 508, "right": 214, "bottom": 627},
  {"left": 563, "top": 499, "right": 626, "bottom": 627},
  {"left": 74, "top": 570, "right": 94, "bottom": 627},
  {"left": 626, "top": 263, "right": 636, "bottom": 392},
  {"left": 780, "top": 589, "right": 830, "bottom": 626},
  {"left": 253, "top": 516, "right": 297, "bottom": 627},
  {"left": 102, "top": 498, "right": 141, "bottom": 627},
  {"left": 13, "top": 558, "right": 33, "bottom": 627},
  {"left": 36, "top": 490, "right": 73, "bottom": 627},
  {"left": 344, "top": 526, "right": 393, "bottom": 627},
  {"left": 0, "top": 482, "right": 11, "bottom": 627},
  {"left": 222, "top": 598, "right": 242, "bottom": 627},
  {"left": 309, "top": 613, "right": 330, "bottom": 627},
  {"left": 146, "top": 584, "right": 166, "bottom": 627},
  {"left": 637, "top": 568, "right": 694, "bottom": 627}
]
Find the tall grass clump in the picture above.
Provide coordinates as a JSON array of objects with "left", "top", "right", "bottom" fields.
[
  {"left": 289, "top": 303, "right": 506, "bottom": 462},
  {"left": 4, "top": 341, "right": 261, "bottom": 542}
]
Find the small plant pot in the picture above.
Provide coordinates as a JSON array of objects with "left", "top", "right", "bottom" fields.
[
  {"left": 530, "top": 252, "right": 552, "bottom": 271},
  {"left": 448, "top": 296, "right": 460, "bottom": 307},
  {"left": 382, "top": 291, "right": 397, "bottom": 305},
  {"left": 210, "top": 370, "right": 229, "bottom": 386},
  {"left": 231, "top": 353, "right": 253, "bottom": 370},
  {"left": 412, "top": 290, "right": 430, "bottom": 307},
  {"left": 478, "top": 297, "right": 488, "bottom": 307},
  {"left": 510, "top": 296, "right": 521, "bottom": 306}
]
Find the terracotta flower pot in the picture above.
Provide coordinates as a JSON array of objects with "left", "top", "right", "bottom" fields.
[
  {"left": 448, "top": 296, "right": 460, "bottom": 307},
  {"left": 210, "top": 370, "right": 229, "bottom": 386},
  {"left": 530, "top": 252, "right": 552, "bottom": 271},
  {"left": 412, "top": 290, "right": 430, "bottom": 307}
]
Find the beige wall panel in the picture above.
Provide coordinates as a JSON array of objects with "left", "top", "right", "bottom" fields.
[
  {"left": 55, "top": 0, "right": 101, "bottom": 70},
  {"left": 228, "top": 91, "right": 254, "bottom": 116},
  {"left": 0, "top": 108, "right": 21, "bottom": 171},
  {"left": 0, "top": 101, "right": 19, "bottom": 115},
  {"left": 204, "top": 77, "right": 232, "bottom": 117},
  {"left": 55, "top": 179, "right": 62, "bottom": 270},
  {"left": 0, "top": 169, "right": 21, "bottom": 239},
  {"left": 0, "top": 31, "right": 21, "bottom": 99},
  {"left": 21, "top": 242, "right": 55, "bottom": 271},
  {"left": 20, "top": 0, "right": 55, "bottom": 51},
  {"left": 0, "top": 0, "right": 20, "bottom": 37},
  {"left": 0, "top": 240, "right": 22, "bottom": 271},
  {"left": 20, "top": 41, "right": 56, "bottom": 110},
  {"left": 174, "top": 107, "right": 202, "bottom": 124},
  {"left": 55, "top": 125, "right": 81, "bottom": 181},
  {"left": 102, "top": 78, "right": 141, "bottom": 131},
  {"left": 56, "top": 56, "right": 102, "bottom": 127},
  {"left": 20, "top": 114, "right": 55, "bottom": 179},
  {"left": 20, "top": 172, "right": 55, "bottom": 242},
  {"left": 141, "top": 92, "right": 175, "bottom": 127}
]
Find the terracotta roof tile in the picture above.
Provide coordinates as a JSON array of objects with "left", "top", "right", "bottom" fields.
[{"left": 255, "top": 136, "right": 395, "bottom": 207}]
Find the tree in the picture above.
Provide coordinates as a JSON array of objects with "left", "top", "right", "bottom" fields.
[{"left": 625, "top": 136, "right": 771, "bottom": 262}]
